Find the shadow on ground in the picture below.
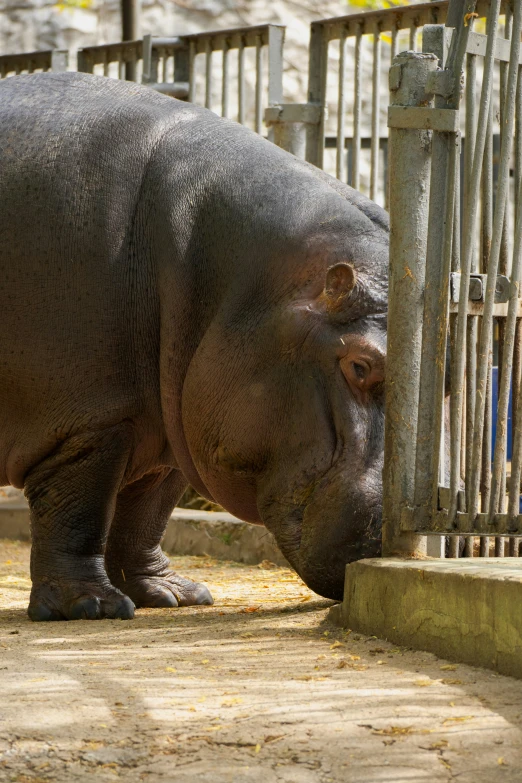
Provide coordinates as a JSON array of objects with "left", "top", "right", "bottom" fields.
[{"left": 0, "top": 540, "right": 521, "bottom": 782}]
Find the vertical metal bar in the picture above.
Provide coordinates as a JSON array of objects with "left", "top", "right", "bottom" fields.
[
  {"left": 486, "top": 3, "right": 522, "bottom": 523},
  {"left": 387, "top": 23, "right": 399, "bottom": 210},
  {"left": 266, "top": 25, "right": 284, "bottom": 106},
  {"left": 336, "top": 30, "right": 347, "bottom": 181},
  {"left": 465, "top": 53, "right": 478, "bottom": 552},
  {"left": 103, "top": 51, "right": 109, "bottom": 78},
  {"left": 413, "top": 24, "right": 460, "bottom": 524},
  {"left": 449, "top": 0, "right": 502, "bottom": 524},
  {"left": 448, "top": 537, "right": 460, "bottom": 558},
  {"left": 118, "top": 51, "right": 124, "bottom": 80},
  {"left": 352, "top": 25, "right": 362, "bottom": 189},
  {"left": 161, "top": 49, "right": 167, "bottom": 83},
  {"left": 409, "top": 24, "right": 417, "bottom": 52},
  {"left": 237, "top": 38, "right": 245, "bottom": 124},
  {"left": 516, "top": 65, "right": 522, "bottom": 232},
  {"left": 371, "top": 30, "right": 381, "bottom": 201},
  {"left": 383, "top": 51, "right": 438, "bottom": 557},
  {"left": 188, "top": 41, "right": 196, "bottom": 103},
  {"left": 255, "top": 36, "right": 263, "bottom": 136},
  {"left": 205, "top": 40, "right": 212, "bottom": 110},
  {"left": 122, "top": 0, "right": 140, "bottom": 81},
  {"left": 222, "top": 40, "right": 229, "bottom": 118},
  {"left": 306, "top": 23, "right": 328, "bottom": 167},
  {"left": 391, "top": 22, "right": 399, "bottom": 61},
  {"left": 480, "top": 109, "right": 494, "bottom": 547}
]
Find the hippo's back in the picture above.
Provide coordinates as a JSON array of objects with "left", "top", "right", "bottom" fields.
[{"left": 0, "top": 73, "right": 195, "bottom": 486}]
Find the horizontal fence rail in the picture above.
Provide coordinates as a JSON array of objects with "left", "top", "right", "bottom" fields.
[
  {"left": 77, "top": 24, "right": 284, "bottom": 133},
  {"left": 0, "top": 49, "right": 68, "bottom": 77}
]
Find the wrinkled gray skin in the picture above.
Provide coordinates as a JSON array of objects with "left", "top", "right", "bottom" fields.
[{"left": 0, "top": 73, "right": 388, "bottom": 621}]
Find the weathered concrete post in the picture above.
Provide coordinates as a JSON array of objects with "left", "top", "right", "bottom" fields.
[
  {"left": 265, "top": 104, "right": 321, "bottom": 159},
  {"left": 382, "top": 51, "right": 438, "bottom": 557}
]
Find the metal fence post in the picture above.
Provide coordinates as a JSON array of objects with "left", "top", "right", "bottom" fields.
[
  {"left": 266, "top": 25, "right": 284, "bottom": 107},
  {"left": 50, "top": 50, "right": 68, "bottom": 72},
  {"left": 414, "top": 25, "right": 457, "bottom": 559},
  {"left": 382, "top": 50, "right": 438, "bottom": 557},
  {"left": 306, "top": 23, "right": 327, "bottom": 167},
  {"left": 122, "top": 0, "right": 141, "bottom": 80}
]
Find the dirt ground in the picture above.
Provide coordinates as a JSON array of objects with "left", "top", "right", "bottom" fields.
[{"left": 0, "top": 540, "right": 521, "bottom": 782}]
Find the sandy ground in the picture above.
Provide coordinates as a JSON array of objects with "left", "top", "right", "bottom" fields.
[{"left": 0, "top": 540, "right": 521, "bottom": 782}]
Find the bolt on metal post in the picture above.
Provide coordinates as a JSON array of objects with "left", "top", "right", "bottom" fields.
[{"left": 383, "top": 51, "right": 438, "bottom": 557}]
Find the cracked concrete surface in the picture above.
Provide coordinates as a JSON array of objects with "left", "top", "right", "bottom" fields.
[{"left": 0, "top": 539, "right": 521, "bottom": 782}]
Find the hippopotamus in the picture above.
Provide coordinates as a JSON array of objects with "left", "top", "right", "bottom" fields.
[{"left": 0, "top": 72, "right": 387, "bottom": 621}]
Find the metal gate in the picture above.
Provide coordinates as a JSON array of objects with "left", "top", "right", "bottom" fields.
[{"left": 384, "top": 0, "right": 522, "bottom": 559}]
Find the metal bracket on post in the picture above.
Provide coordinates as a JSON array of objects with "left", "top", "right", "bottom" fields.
[
  {"left": 264, "top": 103, "right": 322, "bottom": 159},
  {"left": 382, "top": 50, "right": 439, "bottom": 558}
]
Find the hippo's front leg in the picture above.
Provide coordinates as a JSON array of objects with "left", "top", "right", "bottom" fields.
[
  {"left": 105, "top": 469, "right": 213, "bottom": 608},
  {"left": 25, "top": 425, "right": 136, "bottom": 621}
]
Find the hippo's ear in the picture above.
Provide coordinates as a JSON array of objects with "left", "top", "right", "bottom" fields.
[{"left": 324, "top": 263, "right": 357, "bottom": 311}]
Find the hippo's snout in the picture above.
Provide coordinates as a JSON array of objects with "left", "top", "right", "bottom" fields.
[{"left": 272, "top": 474, "right": 383, "bottom": 601}]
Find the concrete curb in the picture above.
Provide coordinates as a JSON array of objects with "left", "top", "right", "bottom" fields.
[
  {"left": 330, "top": 557, "right": 522, "bottom": 679},
  {"left": 0, "top": 501, "right": 288, "bottom": 567}
]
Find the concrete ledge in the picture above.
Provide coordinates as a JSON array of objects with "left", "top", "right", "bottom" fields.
[
  {"left": 330, "top": 557, "right": 522, "bottom": 679},
  {"left": 0, "top": 501, "right": 288, "bottom": 567},
  {"left": 162, "top": 508, "right": 288, "bottom": 566}
]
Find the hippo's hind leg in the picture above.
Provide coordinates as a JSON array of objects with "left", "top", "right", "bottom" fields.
[
  {"left": 105, "top": 469, "right": 213, "bottom": 608},
  {"left": 25, "top": 424, "right": 136, "bottom": 621}
]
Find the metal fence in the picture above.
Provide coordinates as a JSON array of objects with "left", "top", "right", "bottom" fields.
[
  {"left": 384, "top": 0, "right": 522, "bottom": 559},
  {"left": 0, "top": 49, "right": 68, "bottom": 78},
  {"left": 304, "top": 0, "right": 516, "bottom": 213},
  {"left": 76, "top": 24, "right": 284, "bottom": 134},
  {"left": 307, "top": 1, "right": 452, "bottom": 206}
]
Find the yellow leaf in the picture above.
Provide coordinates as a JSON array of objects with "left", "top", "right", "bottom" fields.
[
  {"left": 255, "top": 744, "right": 261, "bottom": 753},
  {"left": 441, "top": 679, "right": 463, "bottom": 686},
  {"left": 330, "top": 641, "right": 344, "bottom": 650},
  {"left": 372, "top": 726, "right": 413, "bottom": 736},
  {"left": 498, "top": 757, "right": 507, "bottom": 766},
  {"left": 414, "top": 680, "right": 432, "bottom": 687},
  {"left": 442, "top": 716, "right": 474, "bottom": 725},
  {"left": 165, "top": 667, "right": 177, "bottom": 673},
  {"left": 440, "top": 664, "right": 458, "bottom": 671},
  {"left": 201, "top": 659, "right": 210, "bottom": 664},
  {"left": 221, "top": 697, "right": 243, "bottom": 707}
]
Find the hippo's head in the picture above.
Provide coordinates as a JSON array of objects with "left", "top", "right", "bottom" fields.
[{"left": 180, "top": 163, "right": 388, "bottom": 601}]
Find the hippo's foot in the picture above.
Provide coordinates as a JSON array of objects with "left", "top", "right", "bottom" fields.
[
  {"left": 107, "top": 547, "right": 213, "bottom": 608},
  {"left": 28, "top": 578, "right": 135, "bottom": 622}
]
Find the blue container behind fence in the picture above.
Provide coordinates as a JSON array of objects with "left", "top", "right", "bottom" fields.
[{"left": 491, "top": 366, "right": 513, "bottom": 461}]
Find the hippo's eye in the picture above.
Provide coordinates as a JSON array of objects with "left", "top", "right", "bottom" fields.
[{"left": 352, "top": 361, "right": 369, "bottom": 382}]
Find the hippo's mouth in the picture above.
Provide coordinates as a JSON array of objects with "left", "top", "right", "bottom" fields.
[{"left": 261, "top": 503, "right": 304, "bottom": 571}]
